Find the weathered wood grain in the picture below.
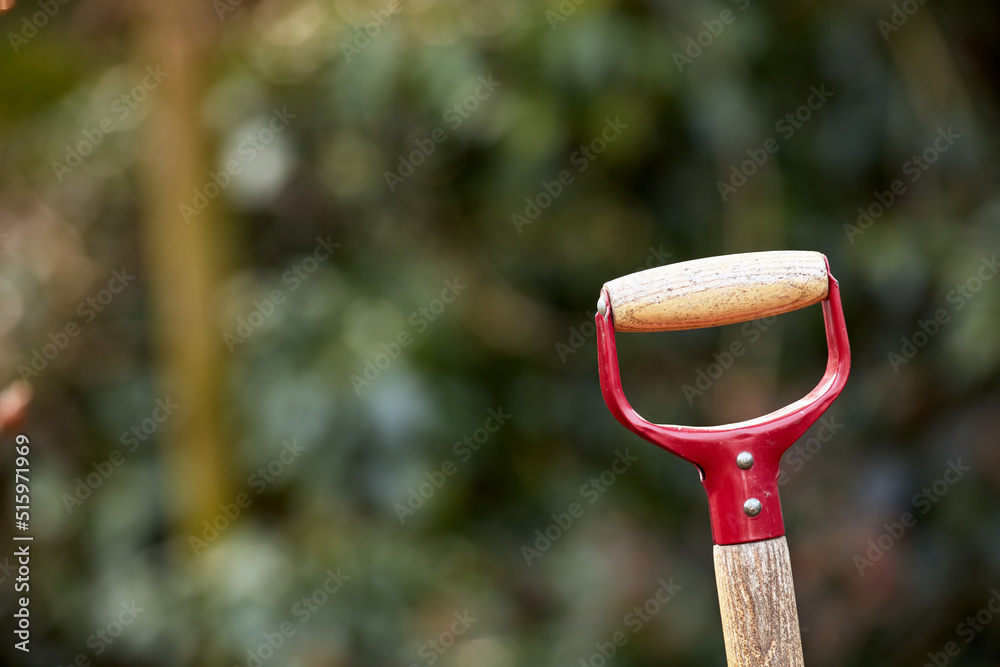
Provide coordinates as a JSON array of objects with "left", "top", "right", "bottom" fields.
[{"left": 713, "top": 537, "right": 805, "bottom": 667}]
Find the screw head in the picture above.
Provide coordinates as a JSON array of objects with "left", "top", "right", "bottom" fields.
[
  {"left": 736, "top": 451, "right": 754, "bottom": 470},
  {"left": 744, "top": 498, "right": 762, "bottom": 517}
]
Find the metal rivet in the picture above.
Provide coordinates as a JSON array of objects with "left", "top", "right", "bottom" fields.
[
  {"left": 736, "top": 451, "right": 754, "bottom": 470},
  {"left": 744, "top": 498, "right": 762, "bottom": 517},
  {"left": 597, "top": 294, "right": 607, "bottom": 317}
]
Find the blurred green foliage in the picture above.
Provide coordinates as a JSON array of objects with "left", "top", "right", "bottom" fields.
[{"left": 1, "top": 0, "right": 1000, "bottom": 665}]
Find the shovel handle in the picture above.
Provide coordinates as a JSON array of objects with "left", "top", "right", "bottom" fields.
[
  {"left": 714, "top": 537, "right": 805, "bottom": 667},
  {"left": 600, "top": 251, "right": 829, "bottom": 332}
]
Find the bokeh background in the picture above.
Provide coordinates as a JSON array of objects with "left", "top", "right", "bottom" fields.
[{"left": 1, "top": 0, "right": 999, "bottom": 665}]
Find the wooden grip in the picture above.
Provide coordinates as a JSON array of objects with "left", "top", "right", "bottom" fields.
[
  {"left": 601, "top": 251, "right": 829, "bottom": 332},
  {"left": 714, "top": 537, "right": 805, "bottom": 667}
]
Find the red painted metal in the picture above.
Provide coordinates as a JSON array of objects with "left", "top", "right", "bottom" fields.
[{"left": 596, "top": 257, "right": 850, "bottom": 545}]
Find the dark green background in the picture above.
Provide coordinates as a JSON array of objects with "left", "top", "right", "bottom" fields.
[{"left": 1, "top": 0, "right": 999, "bottom": 665}]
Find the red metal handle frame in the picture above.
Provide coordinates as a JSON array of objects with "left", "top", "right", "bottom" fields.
[{"left": 597, "top": 257, "right": 850, "bottom": 545}]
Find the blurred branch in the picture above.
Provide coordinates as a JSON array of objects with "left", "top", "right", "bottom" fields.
[{"left": 135, "top": 0, "right": 232, "bottom": 548}]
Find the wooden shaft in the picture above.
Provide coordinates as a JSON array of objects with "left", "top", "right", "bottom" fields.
[
  {"left": 714, "top": 537, "right": 804, "bottom": 667},
  {"left": 602, "top": 251, "right": 828, "bottom": 332}
]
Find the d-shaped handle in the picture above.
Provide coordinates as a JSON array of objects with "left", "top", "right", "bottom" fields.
[
  {"left": 596, "top": 252, "right": 850, "bottom": 545},
  {"left": 596, "top": 251, "right": 848, "bottom": 667},
  {"left": 600, "top": 250, "right": 829, "bottom": 332}
]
